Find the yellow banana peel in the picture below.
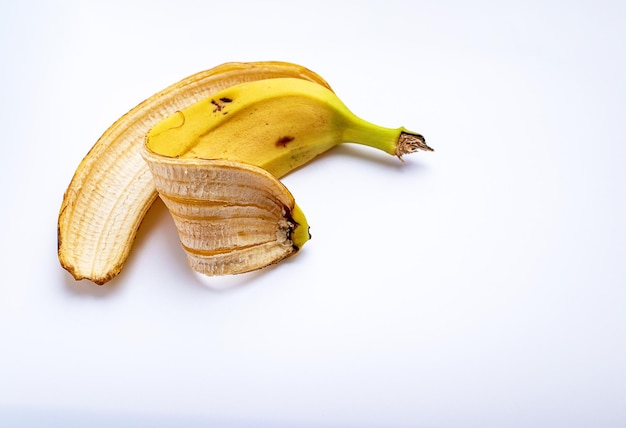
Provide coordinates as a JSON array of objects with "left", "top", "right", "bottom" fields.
[
  {"left": 58, "top": 61, "right": 331, "bottom": 284},
  {"left": 58, "top": 61, "right": 431, "bottom": 285}
]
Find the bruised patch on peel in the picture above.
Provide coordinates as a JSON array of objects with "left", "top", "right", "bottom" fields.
[{"left": 275, "top": 136, "right": 295, "bottom": 147}]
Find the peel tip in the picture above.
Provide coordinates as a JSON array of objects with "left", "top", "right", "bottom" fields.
[
  {"left": 59, "top": 255, "right": 119, "bottom": 286},
  {"left": 396, "top": 132, "right": 433, "bottom": 158}
]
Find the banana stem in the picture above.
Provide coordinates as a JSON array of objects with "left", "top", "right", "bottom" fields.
[
  {"left": 397, "top": 131, "right": 433, "bottom": 158},
  {"left": 343, "top": 117, "right": 432, "bottom": 159}
]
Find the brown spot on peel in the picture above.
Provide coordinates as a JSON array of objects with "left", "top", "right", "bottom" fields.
[
  {"left": 210, "top": 99, "right": 223, "bottom": 112},
  {"left": 275, "top": 136, "right": 295, "bottom": 147},
  {"left": 211, "top": 97, "right": 232, "bottom": 113}
]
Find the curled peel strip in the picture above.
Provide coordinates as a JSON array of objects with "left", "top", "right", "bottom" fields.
[{"left": 142, "top": 150, "right": 310, "bottom": 277}]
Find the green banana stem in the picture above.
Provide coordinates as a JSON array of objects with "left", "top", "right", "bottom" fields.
[{"left": 342, "top": 117, "right": 432, "bottom": 159}]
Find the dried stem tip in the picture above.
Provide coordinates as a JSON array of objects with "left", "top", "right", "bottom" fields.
[{"left": 396, "top": 132, "right": 433, "bottom": 158}]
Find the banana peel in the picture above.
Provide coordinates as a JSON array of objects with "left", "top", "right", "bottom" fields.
[
  {"left": 58, "top": 61, "right": 431, "bottom": 285},
  {"left": 58, "top": 61, "right": 332, "bottom": 285},
  {"left": 143, "top": 151, "right": 310, "bottom": 276}
]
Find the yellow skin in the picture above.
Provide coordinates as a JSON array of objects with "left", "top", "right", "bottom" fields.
[
  {"left": 289, "top": 204, "right": 310, "bottom": 250},
  {"left": 59, "top": 61, "right": 430, "bottom": 284},
  {"left": 58, "top": 61, "right": 332, "bottom": 284},
  {"left": 145, "top": 78, "right": 429, "bottom": 251},
  {"left": 146, "top": 78, "right": 418, "bottom": 177}
]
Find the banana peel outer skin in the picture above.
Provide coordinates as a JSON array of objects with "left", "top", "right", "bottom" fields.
[
  {"left": 142, "top": 77, "right": 431, "bottom": 279},
  {"left": 58, "top": 62, "right": 332, "bottom": 285}
]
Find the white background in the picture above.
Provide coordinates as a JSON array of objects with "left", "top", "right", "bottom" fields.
[{"left": 1, "top": 0, "right": 625, "bottom": 427}]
